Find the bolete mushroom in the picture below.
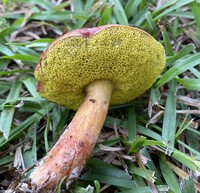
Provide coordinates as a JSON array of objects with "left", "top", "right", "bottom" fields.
[{"left": 27, "top": 24, "right": 166, "bottom": 192}]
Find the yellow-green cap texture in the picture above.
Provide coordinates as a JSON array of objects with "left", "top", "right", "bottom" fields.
[{"left": 35, "top": 25, "right": 166, "bottom": 110}]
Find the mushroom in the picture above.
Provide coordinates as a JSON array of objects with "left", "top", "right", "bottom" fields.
[{"left": 29, "top": 24, "right": 166, "bottom": 192}]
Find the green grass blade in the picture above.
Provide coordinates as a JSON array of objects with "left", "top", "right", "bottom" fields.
[
  {"left": 125, "top": 0, "right": 142, "bottom": 19},
  {"left": 152, "top": 0, "right": 178, "bottom": 18},
  {"left": 73, "top": 0, "right": 84, "bottom": 12},
  {"left": 0, "top": 69, "right": 32, "bottom": 76},
  {"left": 73, "top": 3, "right": 99, "bottom": 29},
  {"left": 127, "top": 106, "right": 136, "bottom": 140},
  {"left": 29, "top": 0, "right": 53, "bottom": 10},
  {"left": 128, "top": 165, "right": 156, "bottom": 183},
  {"left": 31, "top": 10, "right": 87, "bottom": 21},
  {"left": 166, "top": 44, "right": 195, "bottom": 66},
  {"left": 5, "top": 81, "right": 22, "bottom": 103},
  {"left": 0, "top": 80, "right": 22, "bottom": 139},
  {"left": 0, "top": 60, "right": 9, "bottom": 71},
  {"left": 189, "top": 67, "right": 200, "bottom": 78},
  {"left": 119, "top": 185, "right": 169, "bottom": 193},
  {"left": 1, "top": 54, "right": 39, "bottom": 63},
  {"left": 148, "top": 87, "right": 161, "bottom": 116},
  {"left": 0, "top": 107, "right": 15, "bottom": 140},
  {"left": 141, "top": 148, "right": 163, "bottom": 184},
  {"left": 145, "top": 12, "right": 156, "bottom": 37},
  {"left": 159, "top": 154, "right": 182, "bottom": 193},
  {"left": 84, "top": 0, "right": 96, "bottom": 11},
  {"left": 162, "top": 28, "right": 174, "bottom": 56},
  {"left": 0, "top": 154, "right": 15, "bottom": 166},
  {"left": 132, "top": 5, "right": 148, "bottom": 26},
  {"left": 178, "top": 140, "right": 200, "bottom": 157},
  {"left": 190, "top": 1, "right": 200, "bottom": 37},
  {"left": 168, "top": 11, "right": 194, "bottom": 19},
  {"left": 172, "top": 149, "right": 200, "bottom": 172},
  {"left": 155, "top": 53, "right": 200, "bottom": 87},
  {"left": 153, "top": 0, "right": 194, "bottom": 21},
  {"left": 175, "top": 78, "right": 200, "bottom": 90},
  {"left": 181, "top": 177, "right": 195, "bottom": 193},
  {"left": 109, "top": 0, "right": 128, "bottom": 25},
  {"left": 162, "top": 80, "right": 177, "bottom": 152},
  {"left": 44, "top": 114, "right": 51, "bottom": 152},
  {"left": 0, "top": 104, "right": 53, "bottom": 148},
  {"left": 15, "top": 46, "right": 40, "bottom": 58},
  {"left": 0, "top": 18, "right": 23, "bottom": 37},
  {"left": 22, "top": 77, "right": 41, "bottom": 98},
  {"left": 0, "top": 43, "right": 14, "bottom": 56},
  {"left": 186, "top": 129, "right": 200, "bottom": 152},
  {"left": 23, "top": 122, "right": 37, "bottom": 176},
  {"left": 81, "top": 159, "right": 136, "bottom": 189},
  {"left": 0, "top": 80, "right": 11, "bottom": 95},
  {"left": 137, "top": 125, "right": 162, "bottom": 141},
  {"left": 123, "top": 136, "right": 146, "bottom": 154},
  {"left": 97, "top": 5, "right": 112, "bottom": 26}
]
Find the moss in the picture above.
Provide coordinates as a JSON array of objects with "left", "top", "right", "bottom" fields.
[{"left": 35, "top": 25, "right": 166, "bottom": 110}]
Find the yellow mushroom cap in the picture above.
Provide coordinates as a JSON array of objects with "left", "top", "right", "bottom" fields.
[{"left": 35, "top": 24, "right": 166, "bottom": 110}]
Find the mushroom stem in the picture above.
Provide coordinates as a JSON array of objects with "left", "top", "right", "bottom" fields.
[{"left": 29, "top": 80, "right": 113, "bottom": 192}]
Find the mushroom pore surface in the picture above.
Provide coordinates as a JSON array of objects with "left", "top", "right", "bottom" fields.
[{"left": 35, "top": 25, "right": 166, "bottom": 110}]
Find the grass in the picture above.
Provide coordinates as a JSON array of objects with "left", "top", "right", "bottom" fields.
[{"left": 0, "top": 0, "right": 200, "bottom": 192}]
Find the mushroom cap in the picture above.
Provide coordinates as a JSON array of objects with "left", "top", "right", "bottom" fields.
[{"left": 35, "top": 24, "right": 166, "bottom": 110}]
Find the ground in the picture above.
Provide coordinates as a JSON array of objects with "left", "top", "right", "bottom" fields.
[{"left": 0, "top": 0, "right": 200, "bottom": 193}]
